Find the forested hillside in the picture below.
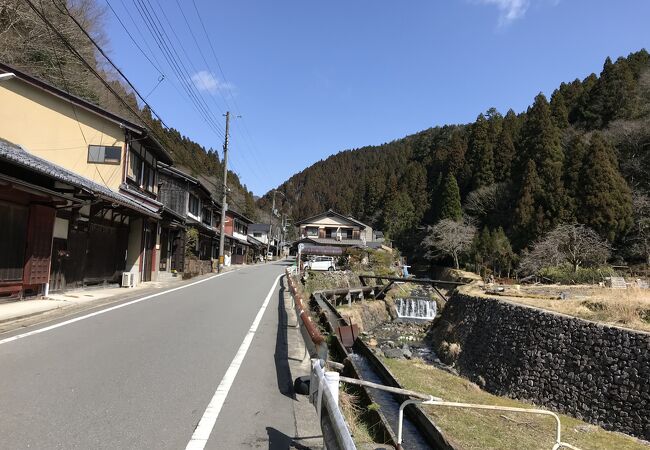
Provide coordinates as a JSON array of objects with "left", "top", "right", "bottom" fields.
[
  {"left": 264, "top": 50, "right": 650, "bottom": 269},
  {"left": 0, "top": 0, "right": 258, "bottom": 219}
]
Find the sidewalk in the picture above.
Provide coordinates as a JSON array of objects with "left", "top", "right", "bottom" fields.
[{"left": 0, "top": 264, "right": 246, "bottom": 334}]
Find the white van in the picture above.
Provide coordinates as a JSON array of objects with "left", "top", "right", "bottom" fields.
[{"left": 304, "top": 256, "right": 336, "bottom": 271}]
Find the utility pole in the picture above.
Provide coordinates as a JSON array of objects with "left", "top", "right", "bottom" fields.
[
  {"left": 266, "top": 190, "right": 276, "bottom": 260},
  {"left": 217, "top": 111, "right": 230, "bottom": 273}
]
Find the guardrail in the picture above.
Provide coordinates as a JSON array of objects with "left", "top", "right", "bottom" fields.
[
  {"left": 310, "top": 359, "right": 356, "bottom": 450},
  {"left": 285, "top": 268, "right": 326, "bottom": 359},
  {"left": 285, "top": 267, "right": 356, "bottom": 449}
]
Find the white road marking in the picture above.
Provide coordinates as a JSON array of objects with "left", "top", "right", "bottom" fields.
[
  {"left": 0, "top": 271, "right": 234, "bottom": 346},
  {"left": 185, "top": 273, "right": 284, "bottom": 450}
]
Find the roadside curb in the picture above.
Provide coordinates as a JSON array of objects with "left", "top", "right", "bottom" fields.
[
  {"left": 0, "top": 306, "right": 66, "bottom": 326},
  {"left": 0, "top": 267, "right": 248, "bottom": 336}
]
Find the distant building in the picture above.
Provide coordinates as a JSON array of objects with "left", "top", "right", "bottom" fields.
[{"left": 292, "top": 209, "right": 387, "bottom": 252}]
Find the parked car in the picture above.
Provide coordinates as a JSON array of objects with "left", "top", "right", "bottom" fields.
[{"left": 305, "top": 256, "right": 336, "bottom": 271}]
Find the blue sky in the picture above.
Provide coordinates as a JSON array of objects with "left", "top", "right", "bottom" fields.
[{"left": 102, "top": 0, "right": 650, "bottom": 196}]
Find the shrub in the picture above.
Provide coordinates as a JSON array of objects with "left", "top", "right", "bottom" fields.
[
  {"left": 537, "top": 264, "right": 615, "bottom": 284},
  {"left": 185, "top": 227, "right": 199, "bottom": 258}
]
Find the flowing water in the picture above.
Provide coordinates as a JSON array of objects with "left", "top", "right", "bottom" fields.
[
  {"left": 396, "top": 298, "right": 437, "bottom": 320},
  {"left": 348, "top": 353, "right": 432, "bottom": 449}
]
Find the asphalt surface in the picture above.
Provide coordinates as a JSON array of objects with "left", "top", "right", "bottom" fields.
[{"left": 0, "top": 262, "right": 297, "bottom": 450}]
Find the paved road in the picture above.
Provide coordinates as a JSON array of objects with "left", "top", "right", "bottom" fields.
[{"left": 0, "top": 262, "right": 300, "bottom": 450}]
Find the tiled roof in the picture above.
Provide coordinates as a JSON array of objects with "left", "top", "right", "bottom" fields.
[
  {"left": 298, "top": 237, "right": 366, "bottom": 247},
  {"left": 247, "top": 235, "right": 265, "bottom": 247},
  {"left": 0, "top": 138, "right": 160, "bottom": 218},
  {"left": 295, "top": 209, "right": 369, "bottom": 228},
  {"left": 248, "top": 223, "right": 271, "bottom": 233}
]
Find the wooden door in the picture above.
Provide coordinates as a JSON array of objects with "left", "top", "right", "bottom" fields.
[
  {"left": 142, "top": 222, "right": 154, "bottom": 282},
  {"left": 159, "top": 227, "right": 169, "bottom": 271},
  {"left": 23, "top": 205, "right": 55, "bottom": 287},
  {"left": 0, "top": 201, "right": 28, "bottom": 282}
]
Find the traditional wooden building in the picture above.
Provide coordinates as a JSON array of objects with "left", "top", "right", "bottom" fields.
[
  {"left": 223, "top": 209, "right": 253, "bottom": 265},
  {"left": 0, "top": 62, "right": 173, "bottom": 289},
  {"left": 157, "top": 164, "right": 222, "bottom": 275},
  {"left": 0, "top": 139, "right": 158, "bottom": 297}
]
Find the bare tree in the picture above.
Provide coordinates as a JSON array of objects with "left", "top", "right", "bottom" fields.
[
  {"left": 519, "top": 224, "right": 611, "bottom": 275},
  {"left": 627, "top": 191, "right": 650, "bottom": 265},
  {"left": 422, "top": 218, "right": 476, "bottom": 269},
  {"left": 463, "top": 182, "right": 511, "bottom": 223}
]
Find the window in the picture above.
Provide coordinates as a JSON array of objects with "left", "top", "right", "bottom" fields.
[
  {"left": 254, "top": 232, "right": 262, "bottom": 238},
  {"left": 188, "top": 194, "right": 200, "bottom": 217},
  {"left": 88, "top": 145, "right": 121, "bottom": 164},
  {"left": 235, "top": 220, "right": 247, "bottom": 235},
  {"left": 306, "top": 227, "right": 318, "bottom": 237},
  {"left": 127, "top": 142, "right": 158, "bottom": 194},
  {"left": 142, "top": 164, "right": 156, "bottom": 193},
  {"left": 346, "top": 228, "right": 353, "bottom": 239},
  {"left": 127, "top": 150, "right": 142, "bottom": 181},
  {"left": 202, "top": 206, "right": 211, "bottom": 225}
]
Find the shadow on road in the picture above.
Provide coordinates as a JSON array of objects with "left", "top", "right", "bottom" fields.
[
  {"left": 266, "top": 427, "right": 313, "bottom": 449},
  {"left": 274, "top": 276, "right": 295, "bottom": 400}
]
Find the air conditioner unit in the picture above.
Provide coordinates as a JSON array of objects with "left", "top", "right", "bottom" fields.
[{"left": 121, "top": 272, "right": 135, "bottom": 288}]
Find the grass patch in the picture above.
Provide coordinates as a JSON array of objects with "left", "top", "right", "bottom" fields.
[
  {"left": 339, "top": 388, "right": 375, "bottom": 445},
  {"left": 468, "top": 285, "right": 650, "bottom": 332},
  {"left": 382, "top": 358, "right": 649, "bottom": 450}
]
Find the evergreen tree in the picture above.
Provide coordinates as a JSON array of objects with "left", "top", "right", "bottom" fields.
[
  {"left": 563, "top": 134, "right": 587, "bottom": 219},
  {"left": 486, "top": 107, "right": 504, "bottom": 144},
  {"left": 581, "top": 57, "right": 637, "bottom": 128},
  {"left": 579, "top": 133, "right": 633, "bottom": 242},
  {"left": 550, "top": 90, "right": 569, "bottom": 129},
  {"left": 438, "top": 173, "right": 462, "bottom": 221},
  {"left": 477, "top": 226, "right": 493, "bottom": 272},
  {"left": 574, "top": 73, "right": 599, "bottom": 127},
  {"left": 446, "top": 129, "right": 467, "bottom": 177},
  {"left": 491, "top": 227, "right": 514, "bottom": 277},
  {"left": 494, "top": 127, "right": 516, "bottom": 181},
  {"left": 402, "top": 163, "right": 429, "bottom": 223},
  {"left": 517, "top": 94, "right": 568, "bottom": 234},
  {"left": 467, "top": 113, "right": 495, "bottom": 189},
  {"left": 383, "top": 175, "right": 416, "bottom": 240},
  {"left": 514, "top": 160, "right": 542, "bottom": 246}
]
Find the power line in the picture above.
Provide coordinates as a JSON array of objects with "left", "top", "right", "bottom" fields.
[
  {"left": 171, "top": 0, "right": 267, "bottom": 181},
  {"left": 103, "top": 0, "right": 164, "bottom": 76},
  {"left": 131, "top": 0, "right": 222, "bottom": 136},
  {"left": 33, "top": 0, "right": 253, "bottom": 204},
  {"left": 134, "top": 0, "right": 225, "bottom": 138},
  {"left": 112, "top": 0, "right": 222, "bottom": 130},
  {"left": 28, "top": 0, "right": 229, "bottom": 188},
  {"left": 188, "top": 0, "right": 268, "bottom": 178},
  {"left": 48, "top": 0, "right": 188, "bottom": 142}
]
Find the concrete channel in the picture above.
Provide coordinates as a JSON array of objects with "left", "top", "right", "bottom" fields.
[{"left": 312, "top": 289, "right": 456, "bottom": 450}]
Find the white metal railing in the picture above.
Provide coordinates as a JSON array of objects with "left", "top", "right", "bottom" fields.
[
  {"left": 397, "top": 399, "right": 582, "bottom": 450},
  {"left": 329, "top": 363, "right": 582, "bottom": 450},
  {"left": 310, "top": 359, "right": 356, "bottom": 450}
]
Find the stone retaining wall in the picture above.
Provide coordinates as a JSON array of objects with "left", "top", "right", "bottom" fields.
[{"left": 430, "top": 292, "right": 650, "bottom": 440}]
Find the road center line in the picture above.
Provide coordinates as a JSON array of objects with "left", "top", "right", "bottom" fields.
[
  {"left": 185, "top": 273, "right": 284, "bottom": 450},
  {"left": 0, "top": 271, "right": 234, "bottom": 346}
]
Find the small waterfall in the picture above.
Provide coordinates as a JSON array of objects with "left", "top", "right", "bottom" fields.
[{"left": 396, "top": 298, "right": 437, "bottom": 320}]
